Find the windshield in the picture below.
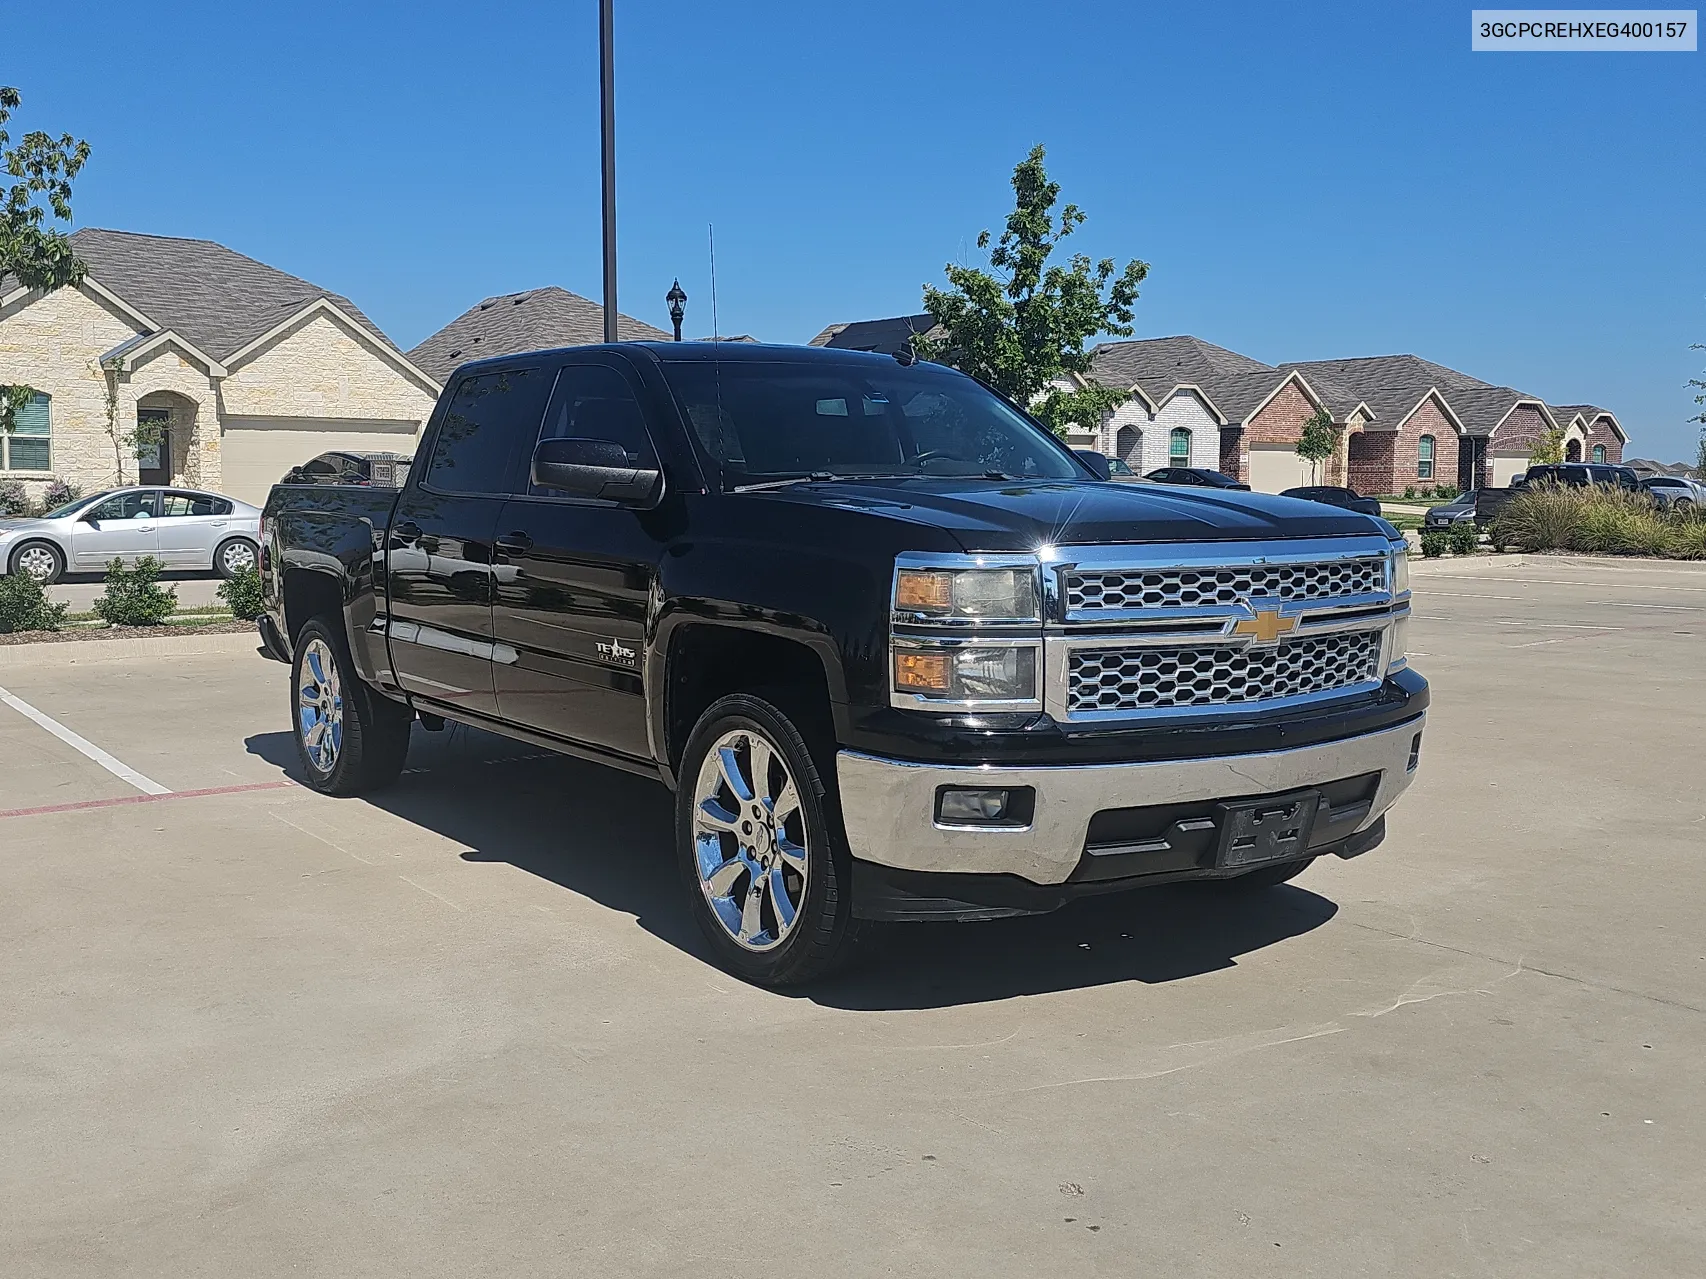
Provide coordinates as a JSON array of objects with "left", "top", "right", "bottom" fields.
[
  {"left": 660, "top": 360, "right": 1084, "bottom": 486},
  {"left": 41, "top": 490, "right": 113, "bottom": 519}
]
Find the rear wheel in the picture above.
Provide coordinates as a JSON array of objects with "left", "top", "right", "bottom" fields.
[
  {"left": 676, "top": 693, "right": 856, "bottom": 987},
  {"left": 290, "top": 616, "right": 411, "bottom": 795},
  {"left": 10, "top": 541, "right": 64, "bottom": 585},
  {"left": 1674, "top": 497, "right": 1694, "bottom": 511},
  {"left": 1211, "top": 856, "right": 1316, "bottom": 892},
  {"left": 215, "top": 537, "right": 258, "bottom": 579}
]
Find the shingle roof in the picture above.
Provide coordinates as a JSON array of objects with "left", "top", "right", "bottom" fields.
[
  {"left": 0, "top": 228, "right": 400, "bottom": 361},
  {"left": 1279, "top": 354, "right": 1549, "bottom": 437},
  {"left": 408, "top": 286, "right": 669, "bottom": 381},
  {"left": 1280, "top": 355, "right": 1462, "bottom": 431},
  {"left": 807, "top": 313, "right": 941, "bottom": 354},
  {"left": 1087, "top": 336, "right": 1349, "bottom": 424}
]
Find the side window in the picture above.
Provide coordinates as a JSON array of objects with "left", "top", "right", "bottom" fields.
[
  {"left": 90, "top": 491, "right": 158, "bottom": 521},
  {"left": 162, "top": 492, "right": 220, "bottom": 517},
  {"left": 528, "top": 364, "right": 657, "bottom": 497},
  {"left": 426, "top": 367, "right": 550, "bottom": 495},
  {"left": 301, "top": 456, "right": 340, "bottom": 478}
]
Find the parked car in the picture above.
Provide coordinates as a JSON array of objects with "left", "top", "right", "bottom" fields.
[
  {"left": 1146, "top": 466, "right": 1250, "bottom": 491},
  {"left": 260, "top": 341, "right": 1425, "bottom": 987},
  {"left": 0, "top": 485, "right": 261, "bottom": 584},
  {"left": 1280, "top": 485, "right": 1384, "bottom": 517},
  {"left": 1106, "top": 456, "right": 1141, "bottom": 481},
  {"left": 282, "top": 450, "right": 414, "bottom": 488},
  {"left": 1424, "top": 490, "right": 1480, "bottom": 529},
  {"left": 1639, "top": 475, "right": 1704, "bottom": 509},
  {"left": 1520, "top": 463, "right": 1639, "bottom": 491}
]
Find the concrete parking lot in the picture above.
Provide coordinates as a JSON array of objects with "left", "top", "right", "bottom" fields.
[{"left": 3, "top": 557, "right": 1702, "bottom": 1277}]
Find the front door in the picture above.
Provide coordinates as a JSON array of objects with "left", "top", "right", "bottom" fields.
[
  {"left": 385, "top": 363, "right": 554, "bottom": 721},
  {"left": 138, "top": 410, "right": 171, "bottom": 486},
  {"left": 72, "top": 489, "right": 160, "bottom": 569},
  {"left": 490, "top": 356, "right": 665, "bottom": 761}
]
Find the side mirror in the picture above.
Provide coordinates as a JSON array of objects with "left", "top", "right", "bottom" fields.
[
  {"left": 532, "top": 437, "right": 661, "bottom": 505},
  {"left": 1072, "top": 450, "right": 1111, "bottom": 481}
]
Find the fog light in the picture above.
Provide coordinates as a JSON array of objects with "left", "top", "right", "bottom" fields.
[
  {"left": 1407, "top": 732, "right": 1423, "bottom": 772},
  {"left": 934, "top": 785, "right": 1035, "bottom": 827}
]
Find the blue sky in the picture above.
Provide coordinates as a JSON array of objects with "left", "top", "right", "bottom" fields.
[{"left": 11, "top": 0, "right": 1706, "bottom": 458}]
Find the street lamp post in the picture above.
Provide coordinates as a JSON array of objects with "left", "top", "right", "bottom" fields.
[
  {"left": 599, "top": 0, "right": 618, "bottom": 343},
  {"left": 666, "top": 279, "right": 687, "bottom": 341}
]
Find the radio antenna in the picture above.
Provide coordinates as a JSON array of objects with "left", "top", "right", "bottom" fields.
[{"left": 708, "top": 223, "right": 720, "bottom": 341}]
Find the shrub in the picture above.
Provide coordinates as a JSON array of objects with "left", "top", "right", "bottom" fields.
[
  {"left": 1402, "top": 485, "right": 1417, "bottom": 500},
  {"left": 1434, "top": 484, "right": 1460, "bottom": 501},
  {"left": 1448, "top": 523, "right": 1479, "bottom": 556},
  {"left": 0, "top": 570, "right": 68, "bottom": 634},
  {"left": 1670, "top": 517, "right": 1706, "bottom": 560},
  {"left": 1492, "top": 483, "right": 1585, "bottom": 552},
  {"left": 1418, "top": 485, "right": 1434, "bottom": 499},
  {"left": 1420, "top": 532, "right": 1448, "bottom": 558},
  {"left": 0, "top": 478, "right": 29, "bottom": 517},
  {"left": 217, "top": 566, "right": 263, "bottom": 620},
  {"left": 42, "top": 479, "right": 80, "bottom": 510},
  {"left": 92, "top": 557, "right": 178, "bottom": 626}
]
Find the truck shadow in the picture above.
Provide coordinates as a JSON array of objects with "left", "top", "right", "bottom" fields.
[{"left": 245, "top": 725, "right": 1339, "bottom": 1010}]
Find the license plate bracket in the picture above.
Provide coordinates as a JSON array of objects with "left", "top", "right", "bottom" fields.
[{"left": 1215, "top": 790, "right": 1321, "bottom": 868}]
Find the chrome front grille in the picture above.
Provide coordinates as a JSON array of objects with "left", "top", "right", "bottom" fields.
[
  {"left": 1066, "top": 631, "right": 1383, "bottom": 714},
  {"left": 1066, "top": 558, "right": 1387, "bottom": 613}
]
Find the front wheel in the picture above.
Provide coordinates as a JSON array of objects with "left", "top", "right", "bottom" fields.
[
  {"left": 290, "top": 616, "right": 412, "bottom": 795},
  {"left": 215, "top": 536, "right": 259, "bottom": 579},
  {"left": 676, "top": 694, "right": 856, "bottom": 987},
  {"left": 10, "top": 540, "right": 65, "bottom": 585}
]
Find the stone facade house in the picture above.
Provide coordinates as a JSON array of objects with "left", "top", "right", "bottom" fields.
[
  {"left": 0, "top": 229, "right": 442, "bottom": 507},
  {"left": 1083, "top": 337, "right": 1369, "bottom": 491},
  {"left": 408, "top": 287, "right": 670, "bottom": 382}
]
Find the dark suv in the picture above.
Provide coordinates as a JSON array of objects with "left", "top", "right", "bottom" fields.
[
  {"left": 1520, "top": 463, "right": 1638, "bottom": 491},
  {"left": 1146, "top": 467, "right": 1250, "bottom": 491},
  {"left": 1280, "top": 485, "right": 1384, "bottom": 517}
]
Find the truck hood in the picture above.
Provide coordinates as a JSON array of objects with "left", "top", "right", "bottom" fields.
[{"left": 755, "top": 478, "right": 1391, "bottom": 550}]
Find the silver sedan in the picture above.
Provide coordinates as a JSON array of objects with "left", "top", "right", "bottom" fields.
[
  {"left": 1640, "top": 476, "right": 1706, "bottom": 510},
  {"left": 0, "top": 486, "right": 263, "bottom": 584}
]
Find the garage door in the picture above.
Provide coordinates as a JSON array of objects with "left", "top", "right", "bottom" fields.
[
  {"left": 220, "top": 418, "right": 423, "bottom": 507},
  {"left": 1247, "top": 443, "right": 1313, "bottom": 494}
]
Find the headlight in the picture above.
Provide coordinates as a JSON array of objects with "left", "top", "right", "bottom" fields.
[
  {"left": 1387, "top": 614, "right": 1410, "bottom": 672},
  {"left": 894, "top": 566, "right": 1039, "bottom": 624},
  {"left": 893, "top": 641, "right": 1040, "bottom": 705},
  {"left": 1390, "top": 547, "right": 1409, "bottom": 596}
]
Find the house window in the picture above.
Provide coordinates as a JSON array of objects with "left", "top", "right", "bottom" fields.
[
  {"left": 3, "top": 392, "right": 51, "bottom": 472},
  {"left": 1591, "top": 444, "right": 1606, "bottom": 463},
  {"left": 1417, "top": 434, "right": 1435, "bottom": 480},
  {"left": 1169, "top": 427, "right": 1191, "bottom": 464}
]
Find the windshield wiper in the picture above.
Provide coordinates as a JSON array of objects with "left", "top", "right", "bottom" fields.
[{"left": 730, "top": 472, "right": 845, "bottom": 493}]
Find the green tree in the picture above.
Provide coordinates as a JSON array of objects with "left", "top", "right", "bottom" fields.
[
  {"left": 1, "top": 86, "right": 90, "bottom": 434},
  {"left": 914, "top": 145, "right": 1149, "bottom": 438},
  {"left": 1690, "top": 341, "right": 1706, "bottom": 472},
  {"left": 1295, "top": 407, "right": 1339, "bottom": 483},
  {"left": 1528, "top": 424, "right": 1567, "bottom": 465}
]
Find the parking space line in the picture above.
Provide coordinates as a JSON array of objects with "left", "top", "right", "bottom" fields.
[
  {"left": 0, "top": 684, "right": 171, "bottom": 796},
  {"left": 0, "top": 780, "right": 293, "bottom": 822}
]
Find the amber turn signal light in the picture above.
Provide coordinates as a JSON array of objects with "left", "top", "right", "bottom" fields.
[
  {"left": 894, "top": 651, "right": 951, "bottom": 692},
  {"left": 895, "top": 570, "right": 953, "bottom": 611}
]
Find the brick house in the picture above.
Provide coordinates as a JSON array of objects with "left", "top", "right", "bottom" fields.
[
  {"left": 1547, "top": 404, "right": 1628, "bottom": 466},
  {"left": 1281, "top": 357, "right": 1467, "bottom": 495},
  {"left": 409, "top": 286, "right": 669, "bottom": 382},
  {"left": 0, "top": 229, "right": 441, "bottom": 507},
  {"left": 1083, "top": 337, "right": 1369, "bottom": 490}
]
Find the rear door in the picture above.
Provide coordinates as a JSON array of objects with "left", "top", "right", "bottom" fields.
[
  {"left": 489, "top": 354, "right": 670, "bottom": 761},
  {"left": 156, "top": 491, "right": 231, "bottom": 568},
  {"left": 72, "top": 490, "right": 160, "bottom": 568},
  {"left": 385, "top": 363, "right": 554, "bottom": 720}
]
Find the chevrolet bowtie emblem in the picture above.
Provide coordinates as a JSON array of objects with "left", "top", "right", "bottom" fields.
[{"left": 1233, "top": 608, "right": 1298, "bottom": 645}]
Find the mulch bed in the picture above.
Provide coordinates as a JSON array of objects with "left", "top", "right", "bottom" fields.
[{"left": 0, "top": 620, "right": 255, "bottom": 646}]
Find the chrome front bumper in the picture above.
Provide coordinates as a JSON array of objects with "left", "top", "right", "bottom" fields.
[{"left": 835, "top": 715, "right": 1424, "bottom": 886}]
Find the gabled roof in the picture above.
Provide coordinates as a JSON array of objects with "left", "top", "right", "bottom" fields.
[
  {"left": 1280, "top": 356, "right": 1465, "bottom": 435},
  {"left": 808, "top": 313, "right": 942, "bottom": 354},
  {"left": 409, "top": 286, "right": 669, "bottom": 381},
  {"left": 1278, "top": 353, "right": 1548, "bottom": 437},
  {"left": 1549, "top": 402, "right": 1628, "bottom": 443},
  {"left": 1088, "top": 336, "right": 1359, "bottom": 426},
  {"left": 0, "top": 228, "right": 401, "bottom": 362}
]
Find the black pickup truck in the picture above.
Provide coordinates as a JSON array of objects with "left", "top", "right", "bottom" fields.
[{"left": 259, "top": 342, "right": 1427, "bottom": 986}]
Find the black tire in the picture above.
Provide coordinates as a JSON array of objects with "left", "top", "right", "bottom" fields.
[
  {"left": 214, "top": 536, "right": 259, "bottom": 579},
  {"left": 290, "top": 615, "right": 412, "bottom": 796},
  {"left": 1674, "top": 498, "right": 1693, "bottom": 511},
  {"left": 1211, "top": 856, "right": 1316, "bottom": 892},
  {"left": 675, "top": 693, "right": 857, "bottom": 987},
  {"left": 9, "top": 540, "right": 65, "bottom": 585}
]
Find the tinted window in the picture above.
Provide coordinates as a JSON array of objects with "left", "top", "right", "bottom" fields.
[
  {"left": 662, "top": 360, "right": 1080, "bottom": 483},
  {"left": 161, "top": 491, "right": 229, "bottom": 517},
  {"left": 426, "top": 367, "right": 551, "bottom": 494},
  {"left": 1646, "top": 478, "right": 1685, "bottom": 488},
  {"left": 302, "top": 456, "right": 340, "bottom": 477},
  {"left": 89, "top": 491, "right": 158, "bottom": 521},
  {"left": 529, "top": 364, "right": 658, "bottom": 496}
]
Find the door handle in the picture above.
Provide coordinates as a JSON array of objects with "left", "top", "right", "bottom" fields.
[
  {"left": 495, "top": 532, "right": 534, "bottom": 555},
  {"left": 393, "top": 520, "right": 423, "bottom": 540}
]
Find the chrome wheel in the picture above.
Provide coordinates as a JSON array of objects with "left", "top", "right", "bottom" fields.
[
  {"left": 221, "top": 539, "right": 257, "bottom": 574},
  {"left": 692, "top": 728, "right": 809, "bottom": 952},
  {"left": 297, "top": 638, "right": 344, "bottom": 773},
  {"left": 15, "top": 544, "right": 59, "bottom": 581}
]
